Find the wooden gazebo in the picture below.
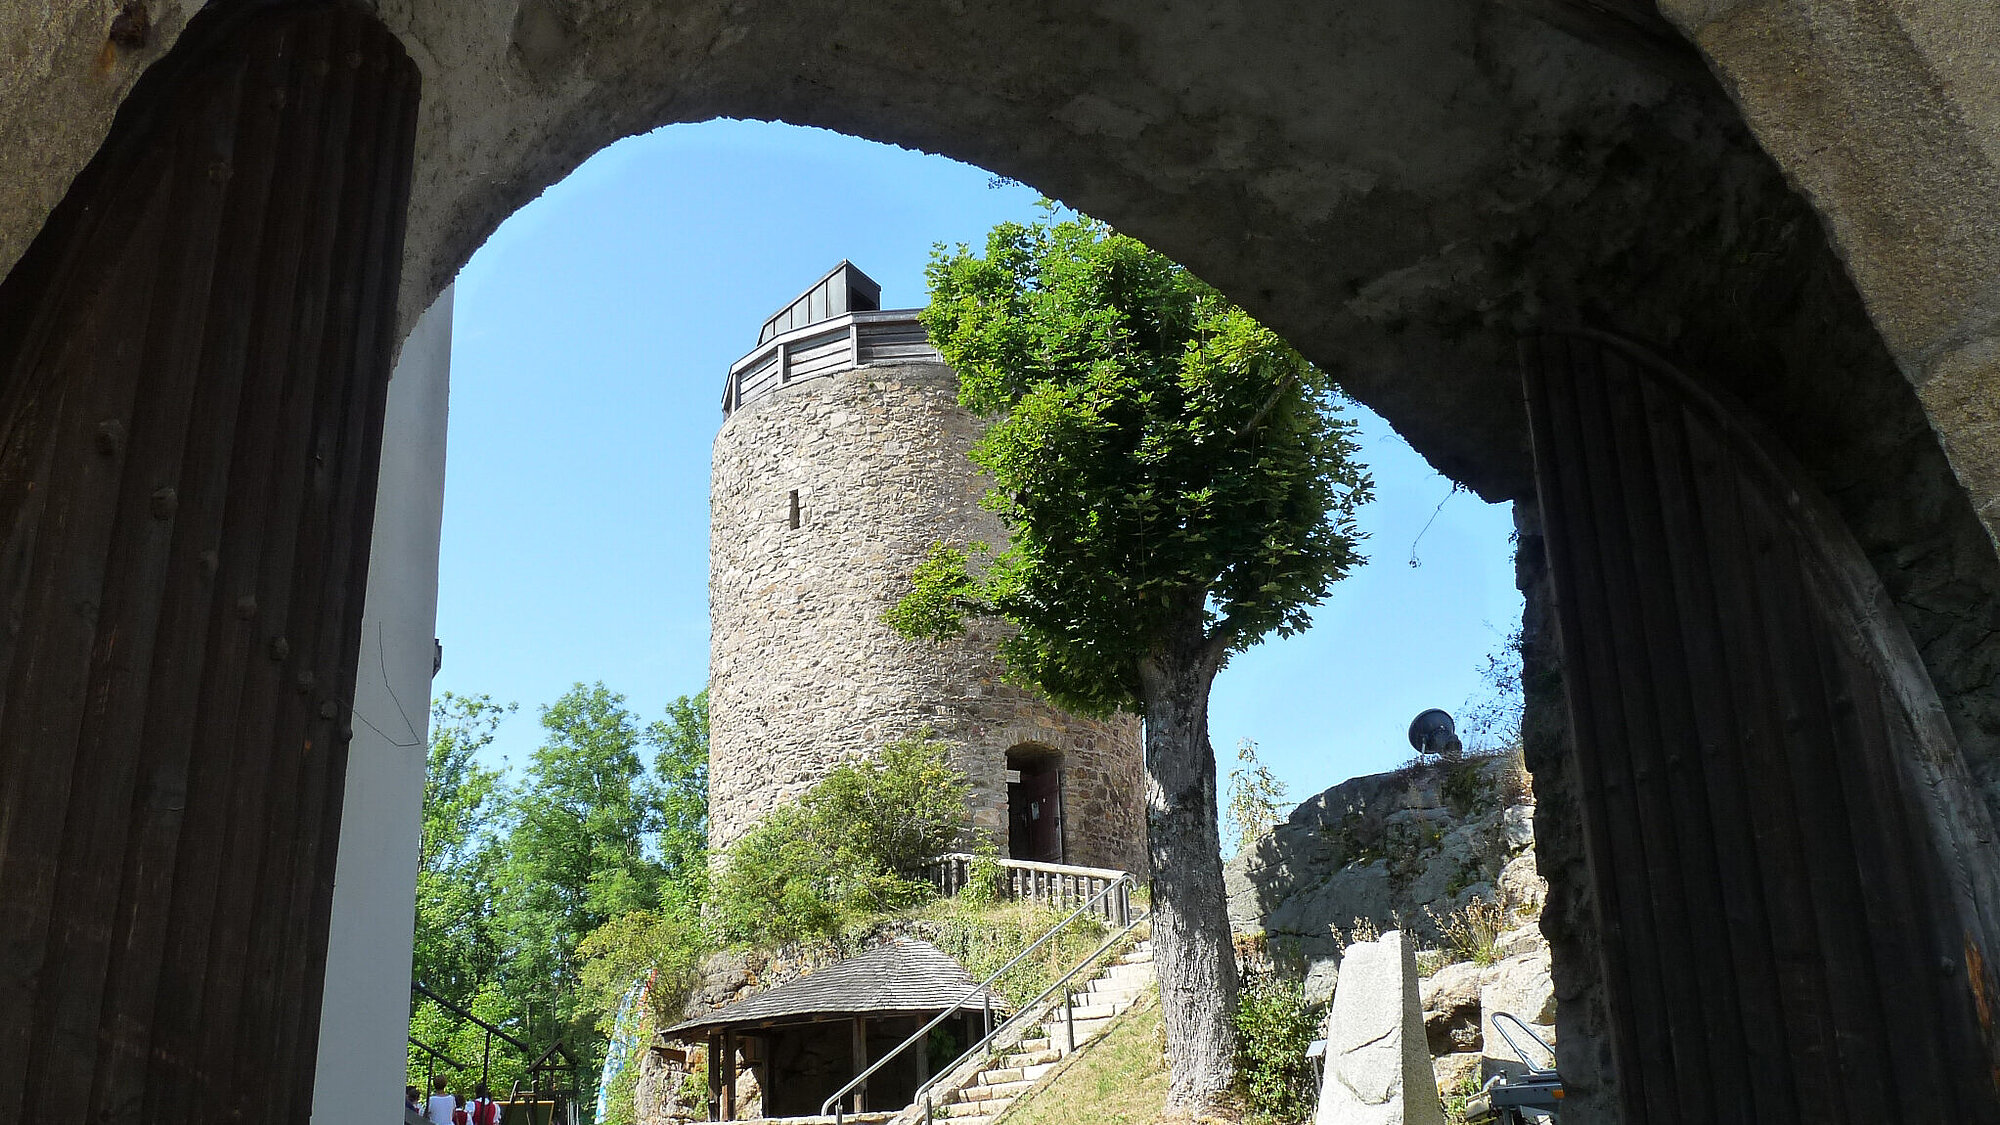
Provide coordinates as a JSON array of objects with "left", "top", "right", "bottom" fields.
[{"left": 663, "top": 939, "right": 1005, "bottom": 1121}]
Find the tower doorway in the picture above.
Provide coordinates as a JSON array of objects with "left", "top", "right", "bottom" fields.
[{"left": 1006, "top": 747, "right": 1064, "bottom": 863}]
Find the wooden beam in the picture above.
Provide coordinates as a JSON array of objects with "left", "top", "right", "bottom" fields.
[
  {"left": 720, "top": 1028, "right": 737, "bottom": 1120},
  {"left": 707, "top": 1033, "right": 721, "bottom": 1122},
  {"left": 851, "top": 1015, "right": 868, "bottom": 1114}
]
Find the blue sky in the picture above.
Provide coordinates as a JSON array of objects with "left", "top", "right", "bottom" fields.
[{"left": 435, "top": 118, "right": 1522, "bottom": 810}]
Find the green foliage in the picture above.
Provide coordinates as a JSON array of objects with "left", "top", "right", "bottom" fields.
[
  {"left": 414, "top": 694, "right": 513, "bottom": 1013},
  {"left": 576, "top": 905, "right": 708, "bottom": 1033},
  {"left": 891, "top": 895, "right": 1113, "bottom": 1010},
  {"left": 409, "top": 685, "right": 711, "bottom": 1119},
  {"left": 678, "top": 1061, "right": 709, "bottom": 1112},
  {"left": 964, "top": 837, "right": 1007, "bottom": 905},
  {"left": 1424, "top": 895, "right": 1508, "bottom": 968},
  {"left": 1233, "top": 974, "right": 1323, "bottom": 1123},
  {"left": 1440, "top": 760, "right": 1492, "bottom": 818},
  {"left": 1458, "top": 630, "right": 1525, "bottom": 758},
  {"left": 598, "top": 1035, "right": 644, "bottom": 1125},
  {"left": 708, "top": 735, "right": 970, "bottom": 945},
  {"left": 891, "top": 209, "right": 1373, "bottom": 715},
  {"left": 1442, "top": 1065, "right": 1485, "bottom": 1124},
  {"left": 1226, "top": 738, "right": 1290, "bottom": 854}
]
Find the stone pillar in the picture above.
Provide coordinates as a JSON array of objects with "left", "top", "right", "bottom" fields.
[
  {"left": 310, "top": 286, "right": 454, "bottom": 1123},
  {"left": 1315, "top": 931, "right": 1446, "bottom": 1125}
]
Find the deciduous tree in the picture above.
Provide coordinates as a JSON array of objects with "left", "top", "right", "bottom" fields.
[{"left": 888, "top": 212, "right": 1372, "bottom": 1111}]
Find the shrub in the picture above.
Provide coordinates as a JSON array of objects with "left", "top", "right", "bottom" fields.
[
  {"left": 709, "top": 734, "right": 970, "bottom": 944},
  {"left": 1425, "top": 894, "right": 1507, "bottom": 967},
  {"left": 896, "top": 895, "right": 1110, "bottom": 1009},
  {"left": 1233, "top": 974, "right": 1323, "bottom": 1123},
  {"left": 576, "top": 903, "right": 708, "bottom": 1031}
]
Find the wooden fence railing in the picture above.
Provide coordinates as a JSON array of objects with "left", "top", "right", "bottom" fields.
[
  {"left": 721, "top": 308, "right": 938, "bottom": 414},
  {"left": 921, "top": 853, "right": 1134, "bottom": 924}
]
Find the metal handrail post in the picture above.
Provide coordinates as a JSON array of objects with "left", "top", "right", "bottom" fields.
[
  {"left": 901, "top": 906, "right": 1151, "bottom": 1117},
  {"left": 1064, "top": 986, "right": 1075, "bottom": 1053},
  {"left": 818, "top": 872, "right": 1136, "bottom": 1118}
]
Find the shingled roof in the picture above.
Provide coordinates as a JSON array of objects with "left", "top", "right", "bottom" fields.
[{"left": 663, "top": 938, "right": 1007, "bottom": 1038}]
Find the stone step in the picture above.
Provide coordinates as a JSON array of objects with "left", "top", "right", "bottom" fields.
[
  {"left": 1067, "top": 1015, "right": 1116, "bottom": 1042},
  {"left": 1000, "top": 1048, "right": 1061, "bottom": 1068},
  {"left": 961, "top": 1080, "right": 1033, "bottom": 1102},
  {"left": 1061, "top": 1001, "right": 1122, "bottom": 1021},
  {"left": 1017, "top": 1036, "right": 1050, "bottom": 1054},
  {"left": 977, "top": 1066, "right": 1025, "bottom": 1085}
]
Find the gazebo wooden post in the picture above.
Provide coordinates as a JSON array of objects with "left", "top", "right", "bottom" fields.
[
  {"left": 706, "top": 1032, "right": 722, "bottom": 1121},
  {"left": 720, "top": 1028, "right": 738, "bottom": 1120},
  {"left": 851, "top": 1016, "right": 869, "bottom": 1113}
]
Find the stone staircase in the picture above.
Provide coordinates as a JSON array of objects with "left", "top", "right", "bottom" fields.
[{"left": 926, "top": 940, "right": 1156, "bottom": 1125}]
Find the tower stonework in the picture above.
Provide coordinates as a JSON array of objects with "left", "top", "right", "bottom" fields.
[{"left": 707, "top": 266, "right": 1144, "bottom": 873}]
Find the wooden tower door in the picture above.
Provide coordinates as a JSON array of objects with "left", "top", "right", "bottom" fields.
[
  {"left": 1008, "top": 751, "right": 1064, "bottom": 864},
  {"left": 1522, "top": 332, "right": 2000, "bottom": 1124},
  {"left": 0, "top": 4, "right": 419, "bottom": 1121}
]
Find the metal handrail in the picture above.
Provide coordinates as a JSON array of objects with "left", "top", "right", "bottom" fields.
[
  {"left": 1489, "top": 1011, "right": 1557, "bottom": 1072},
  {"left": 820, "top": 872, "right": 1137, "bottom": 1121},
  {"left": 907, "top": 906, "right": 1151, "bottom": 1125}
]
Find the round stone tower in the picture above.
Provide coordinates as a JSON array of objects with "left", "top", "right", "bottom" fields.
[{"left": 708, "top": 263, "right": 1145, "bottom": 873}]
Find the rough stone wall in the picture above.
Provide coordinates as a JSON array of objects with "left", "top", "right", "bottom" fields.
[{"left": 708, "top": 360, "right": 1145, "bottom": 873}]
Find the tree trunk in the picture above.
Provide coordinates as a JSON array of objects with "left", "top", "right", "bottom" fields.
[{"left": 1138, "top": 623, "right": 1239, "bottom": 1113}]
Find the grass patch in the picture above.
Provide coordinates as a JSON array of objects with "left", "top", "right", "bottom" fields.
[{"left": 1000, "top": 988, "right": 1169, "bottom": 1125}]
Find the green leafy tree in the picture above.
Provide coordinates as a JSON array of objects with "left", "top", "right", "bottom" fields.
[
  {"left": 410, "top": 687, "right": 713, "bottom": 1111},
  {"left": 412, "top": 694, "right": 512, "bottom": 1020},
  {"left": 650, "top": 689, "right": 711, "bottom": 902},
  {"left": 490, "top": 684, "right": 670, "bottom": 1082},
  {"left": 1226, "top": 738, "right": 1290, "bottom": 855},
  {"left": 888, "top": 212, "right": 1372, "bottom": 1111}
]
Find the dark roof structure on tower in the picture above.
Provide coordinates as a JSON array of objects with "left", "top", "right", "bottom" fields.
[{"left": 757, "top": 260, "right": 882, "bottom": 344}]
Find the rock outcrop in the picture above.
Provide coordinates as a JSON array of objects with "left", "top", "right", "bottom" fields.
[
  {"left": 1232, "top": 754, "right": 1557, "bottom": 1111},
  {"left": 1226, "top": 755, "right": 1537, "bottom": 1004}
]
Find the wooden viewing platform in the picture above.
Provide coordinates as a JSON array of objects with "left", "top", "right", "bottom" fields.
[{"left": 721, "top": 261, "right": 940, "bottom": 415}]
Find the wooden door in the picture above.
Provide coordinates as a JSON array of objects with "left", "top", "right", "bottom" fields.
[
  {"left": 1009, "top": 755, "right": 1064, "bottom": 864},
  {"left": 0, "top": 4, "right": 418, "bottom": 1121},
  {"left": 1522, "top": 332, "right": 2000, "bottom": 1124}
]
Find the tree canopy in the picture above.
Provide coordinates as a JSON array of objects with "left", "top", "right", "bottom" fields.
[{"left": 889, "top": 212, "right": 1373, "bottom": 715}]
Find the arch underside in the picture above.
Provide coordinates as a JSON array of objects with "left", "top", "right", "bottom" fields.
[{"left": 1, "top": 1, "right": 1999, "bottom": 1123}]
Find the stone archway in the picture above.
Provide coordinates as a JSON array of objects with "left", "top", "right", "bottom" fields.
[{"left": 4, "top": 2, "right": 2000, "bottom": 1123}]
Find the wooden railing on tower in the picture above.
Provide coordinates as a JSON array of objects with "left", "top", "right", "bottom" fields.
[
  {"left": 921, "top": 854, "right": 1134, "bottom": 924},
  {"left": 721, "top": 308, "right": 938, "bottom": 415}
]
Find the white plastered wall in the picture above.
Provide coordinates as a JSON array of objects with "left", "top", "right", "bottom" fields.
[{"left": 311, "top": 285, "right": 455, "bottom": 1124}]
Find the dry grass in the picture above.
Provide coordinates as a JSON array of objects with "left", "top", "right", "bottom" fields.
[{"left": 999, "top": 989, "right": 1172, "bottom": 1125}]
